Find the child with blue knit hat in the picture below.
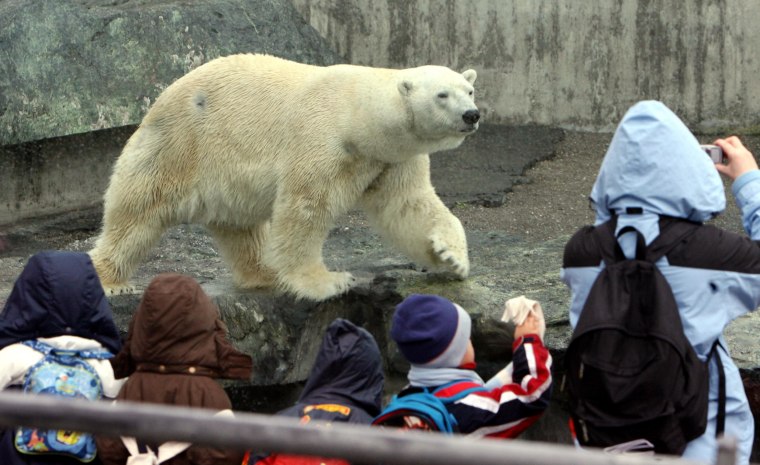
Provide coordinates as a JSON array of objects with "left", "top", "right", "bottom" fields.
[{"left": 389, "top": 293, "right": 552, "bottom": 438}]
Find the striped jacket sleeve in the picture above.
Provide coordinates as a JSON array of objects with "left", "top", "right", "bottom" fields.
[{"left": 445, "top": 335, "right": 553, "bottom": 438}]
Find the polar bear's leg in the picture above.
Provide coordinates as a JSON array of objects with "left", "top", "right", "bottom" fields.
[
  {"left": 267, "top": 226, "right": 357, "bottom": 301},
  {"left": 208, "top": 223, "right": 277, "bottom": 289},
  {"left": 90, "top": 215, "right": 166, "bottom": 295},
  {"left": 360, "top": 155, "right": 470, "bottom": 278},
  {"left": 277, "top": 260, "right": 356, "bottom": 302},
  {"left": 264, "top": 189, "right": 357, "bottom": 301}
]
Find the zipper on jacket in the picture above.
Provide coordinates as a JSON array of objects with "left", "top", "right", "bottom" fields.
[{"left": 579, "top": 419, "right": 589, "bottom": 443}]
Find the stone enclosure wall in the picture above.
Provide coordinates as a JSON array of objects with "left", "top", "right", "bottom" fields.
[{"left": 293, "top": 0, "right": 760, "bottom": 133}]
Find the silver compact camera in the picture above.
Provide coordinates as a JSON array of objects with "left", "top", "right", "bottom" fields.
[{"left": 700, "top": 144, "right": 724, "bottom": 164}]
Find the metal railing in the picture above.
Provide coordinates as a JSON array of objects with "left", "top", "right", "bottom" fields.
[{"left": 0, "top": 390, "right": 738, "bottom": 465}]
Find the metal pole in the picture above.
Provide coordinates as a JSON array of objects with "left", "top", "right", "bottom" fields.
[{"left": 0, "top": 391, "right": 706, "bottom": 465}]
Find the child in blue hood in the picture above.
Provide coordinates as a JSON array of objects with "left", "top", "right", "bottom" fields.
[
  {"left": 0, "top": 250, "right": 124, "bottom": 465},
  {"left": 562, "top": 100, "right": 760, "bottom": 464}
]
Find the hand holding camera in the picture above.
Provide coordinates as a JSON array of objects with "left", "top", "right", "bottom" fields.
[{"left": 712, "top": 136, "right": 759, "bottom": 181}]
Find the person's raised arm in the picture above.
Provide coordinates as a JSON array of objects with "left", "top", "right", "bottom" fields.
[{"left": 714, "top": 136, "right": 760, "bottom": 239}]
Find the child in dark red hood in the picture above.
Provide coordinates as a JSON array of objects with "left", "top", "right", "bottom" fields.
[{"left": 96, "top": 273, "right": 253, "bottom": 465}]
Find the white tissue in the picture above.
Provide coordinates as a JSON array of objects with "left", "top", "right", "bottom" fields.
[{"left": 501, "top": 295, "right": 546, "bottom": 340}]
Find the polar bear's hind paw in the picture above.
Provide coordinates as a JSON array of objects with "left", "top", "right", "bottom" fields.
[
  {"left": 283, "top": 270, "right": 357, "bottom": 302},
  {"left": 100, "top": 283, "right": 140, "bottom": 296}
]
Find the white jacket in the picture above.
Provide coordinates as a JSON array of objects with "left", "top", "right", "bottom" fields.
[{"left": 0, "top": 335, "right": 125, "bottom": 397}]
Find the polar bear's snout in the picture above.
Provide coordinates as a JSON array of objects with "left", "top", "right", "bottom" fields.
[
  {"left": 462, "top": 109, "right": 480, "bottom": 125},
  {"left": 460, "top": 109, "right": 480, "bottom": 133}
]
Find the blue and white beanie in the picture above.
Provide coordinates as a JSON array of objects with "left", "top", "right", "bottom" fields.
[{"left": 391, "top": 294, "right": 472, "bottom": 368}]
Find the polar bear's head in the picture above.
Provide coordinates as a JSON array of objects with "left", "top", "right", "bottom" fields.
[{"left": 397, "top": 66, "right": 479, "bottom": 144}]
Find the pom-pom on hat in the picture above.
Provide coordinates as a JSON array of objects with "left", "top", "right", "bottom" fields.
[{"left": 391, "top": 294, "right": 472, "bottom": 368}]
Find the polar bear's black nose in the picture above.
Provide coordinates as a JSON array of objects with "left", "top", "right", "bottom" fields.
[{"left": 462, "top": 110, "right": 480, "bottom": 125}]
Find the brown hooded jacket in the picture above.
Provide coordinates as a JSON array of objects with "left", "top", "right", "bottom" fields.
[{"left": 96, "top": 273, "right": 253, "bottom": 465}]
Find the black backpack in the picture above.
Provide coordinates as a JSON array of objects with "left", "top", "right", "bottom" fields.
[{"left": 564, "top": 221, "right": 725, "bottom": 455}]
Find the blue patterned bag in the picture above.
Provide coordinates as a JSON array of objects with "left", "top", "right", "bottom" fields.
[{"left": 14, "top": 340, "right": 112, "bottom": 462}]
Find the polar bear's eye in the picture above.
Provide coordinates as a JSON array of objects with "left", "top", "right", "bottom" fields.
[
  {"left": 437, "top": 92, "right": 449, "bottom": 99},
  {"left": 469, "top": 90, "right": 474, "bottom": 96}
]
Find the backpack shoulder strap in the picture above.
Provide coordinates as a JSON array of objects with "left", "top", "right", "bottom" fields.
[
  {"left": 21, "top": 339, "right": 112, "bottom": 360},
  {"left": 645, "top": 217, "right": 701, "bottom": 263},
  {"left": 708, "top": 340, "right": 727, "bottom": 437},
  {"left": 77, "top": 348, "right": 114, "bottom": 360},
  {"left": 591, "top": 216, "right": 700, "bottom": 264},
  {"left": 21, "top": 339, "right": 54, "bottom": 355}
]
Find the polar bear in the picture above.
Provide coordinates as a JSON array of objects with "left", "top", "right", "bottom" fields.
[{"left": 89, "top": 53, "right": 479, "bottom": 301}]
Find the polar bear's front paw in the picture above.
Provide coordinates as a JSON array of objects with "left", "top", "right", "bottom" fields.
[
  {"left": 101, "top": 283, "right": 139, "bottom": 296},
  {"left": 281, "top": 270, "right": 357, "bottom": 302},
  {"left": 430, "top": 233, "right": 470, "bottom": 278}
]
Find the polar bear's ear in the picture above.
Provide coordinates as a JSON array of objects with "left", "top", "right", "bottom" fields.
[
  {"left": 462, "top": 69, "right": 477, "bottom": 84},
  {"left": 397, "top": 79, "right": 414, "bottom": 96}
]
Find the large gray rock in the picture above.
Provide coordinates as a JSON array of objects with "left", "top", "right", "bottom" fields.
[{"left": 0, "top": 0, "right": 343, "bottom": 146}]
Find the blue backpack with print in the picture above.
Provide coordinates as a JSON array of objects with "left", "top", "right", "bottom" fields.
[
  {"left": 372, "top": 380, "right": 485, "bottom": 433},
  {"left": 14, "top": 340, "right": 113, "bottom": 462}
]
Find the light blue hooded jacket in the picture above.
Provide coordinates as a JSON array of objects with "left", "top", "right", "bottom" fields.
[{"left": 561, "top": 100, "right": 760, "bottom": 464}]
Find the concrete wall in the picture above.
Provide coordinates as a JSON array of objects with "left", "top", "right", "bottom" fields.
[
  {"left": 292, "top": 0, "right": 760, "bottom": 132},
  {"left": 0, "top": 127, "right": 133, "bottom": 226}
]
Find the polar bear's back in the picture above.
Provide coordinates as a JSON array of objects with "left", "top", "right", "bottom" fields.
[
  {"left": 109, "top": 54, "right": 402, "bottom": 224},
  {"left": 146, "top": 54, "right": 324, "bottom": 147},
  {"left": 138, "top": 54, "right": 398, "bottom": 168}
]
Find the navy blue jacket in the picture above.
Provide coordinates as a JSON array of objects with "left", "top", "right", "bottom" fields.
[
  {"left": 0, "top": 251, "right": 121, "bottom": 353},
  {"left": 0, "top": 251, "right": 121, "bottom": 465},
  {"left": 278, "top": 318, "right": 384, "bottom": 424},
  {"left": 250, "top": 318, "right": 384, "bottom": 464}
]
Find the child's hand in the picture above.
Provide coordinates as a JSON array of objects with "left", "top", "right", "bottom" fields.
[{"left": 514, "top": 313, "right": 543, "bottom": 340}]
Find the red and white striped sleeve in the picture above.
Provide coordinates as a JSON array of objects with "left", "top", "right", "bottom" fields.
[{"left": 443, "top": 334, "right": 553, "bottom": 438}]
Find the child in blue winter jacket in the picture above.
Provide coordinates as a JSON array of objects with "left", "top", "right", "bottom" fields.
[{"left": 562, "top": 100, "right": 760, "bottom": 463}]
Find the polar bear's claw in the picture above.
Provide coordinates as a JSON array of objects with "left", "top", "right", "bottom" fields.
[
  {"left": 429, "top": 234, "right": 469, "bottom": 279},
  {"left": 101, "top": 283, "right": 139, "bottom": 296}
]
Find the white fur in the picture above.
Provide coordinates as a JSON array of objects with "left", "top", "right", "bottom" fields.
[{"left": 89, "top": 54, "right": 478, "bottom": 301}]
